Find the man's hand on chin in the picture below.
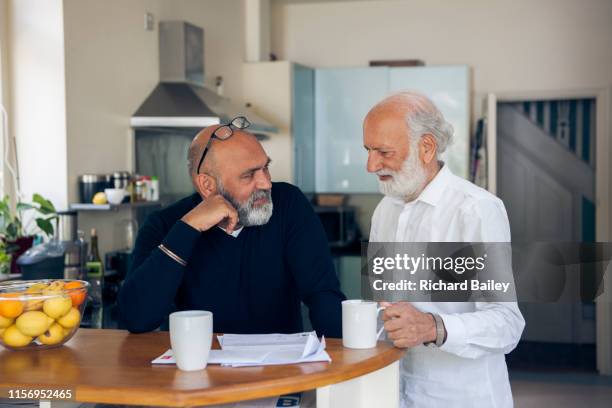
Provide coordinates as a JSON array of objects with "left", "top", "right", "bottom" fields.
[{"left": 380, "top": 302, "right": 437, "bottom": 349}]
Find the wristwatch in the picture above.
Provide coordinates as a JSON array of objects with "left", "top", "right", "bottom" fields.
[{"left": 425, "top": 313, "right": 446, "bottom": 348}]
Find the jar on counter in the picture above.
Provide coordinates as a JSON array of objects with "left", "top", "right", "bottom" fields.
[{"left": 134, "top": 179, "right": 147, "bottom": 202}]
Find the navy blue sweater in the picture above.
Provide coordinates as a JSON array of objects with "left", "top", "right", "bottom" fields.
[{"left": 118, "top": 182, "right": 345, "bottom": 337}]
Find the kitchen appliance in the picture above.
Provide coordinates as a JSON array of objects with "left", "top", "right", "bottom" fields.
[
  {"left": 17, "top": 211, "right": 87, "bottom": 280},
  {"left": 16, "top": 241, "right": 65, "bottom": 280},
  {"left": 57, "top": 211, "right": 87, "bottom": 280},
  {"left": 131, "top": 21, "right": 277, "bottom": 133},
  {"left": 112, "top": 171, "right": 131, "bottom": 189},
  {"left": 313, "top": 206, "right": 359, "bottom": 248},
  {"left": 79, "top": 174, "right": 112, "bottom": 203}
]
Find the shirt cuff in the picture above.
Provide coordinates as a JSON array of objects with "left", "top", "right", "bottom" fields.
[
  {"left": 438, "top": 313, "right": 468, "bottom": 354},
  {"left": 161, "top": 220, "right": 201, "bottom": 263}
]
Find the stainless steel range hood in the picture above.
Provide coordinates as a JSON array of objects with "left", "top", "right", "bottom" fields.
[{"left": 131, "top": 21, "right": 277, "bottom": 133}]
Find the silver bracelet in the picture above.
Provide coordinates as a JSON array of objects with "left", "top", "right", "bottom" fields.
[
  {"left": 425, "top": 313, "right": 446, "bottom": 348},
  {"left": 432, "top": 313, "right": 446, "bottom": 347},
  {"left": 158, "top": 244, "right": 187, "bottom": 267}
]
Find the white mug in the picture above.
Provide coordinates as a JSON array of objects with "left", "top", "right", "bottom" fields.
[
  {"left": 342, "top": 300, "right": 385, "bottom": 349},
  {"left": 169, "top": 310, "right": 213, "bottom": 371}
]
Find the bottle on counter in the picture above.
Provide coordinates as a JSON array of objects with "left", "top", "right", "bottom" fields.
[
  {"left": 77, "top": 229, "right": 88, "bottom": 281},
  {"left": 150, "top": 176, "right": 159, "bottom": 201},
  {"left": 134, "top": 177, "right": 147, "bottom": 202},
  {"left": 86, "top": 228, "right": 104, "bottom": 328},
  {"left": 143, "top": 176, "right": 153, "bottom": 201}
]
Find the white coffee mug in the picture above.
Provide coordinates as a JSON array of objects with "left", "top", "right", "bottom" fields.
[
  {"left": 169, "top": 310, "right": 213, "bottom": 371},
  {"left": 342, "top": 300, "right": 385, "bottom": 349}
]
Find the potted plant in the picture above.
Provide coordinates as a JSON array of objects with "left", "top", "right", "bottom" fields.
[
  {"left": 0, "top": 194, "right": 57, "bottom": 274},
  {"left": 0, "top": 240, "right": 11, "bottom": 277}
]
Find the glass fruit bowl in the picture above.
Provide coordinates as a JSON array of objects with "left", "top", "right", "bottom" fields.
[{"left": 0, "top": 279, "right": 89, "bottom": 350}]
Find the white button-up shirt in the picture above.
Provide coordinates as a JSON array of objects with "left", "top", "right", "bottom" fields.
[{"left": 370, "top": 164, "right": 525, "bottom": 408}]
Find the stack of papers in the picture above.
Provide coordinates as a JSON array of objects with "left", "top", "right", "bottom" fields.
[{"left": 152, "top": 331, "right": 331, "bottom": 368}]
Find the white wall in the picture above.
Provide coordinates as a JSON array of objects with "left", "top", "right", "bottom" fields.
[
  {"left": 8, "top": 0, "right": 68, "bottom": 210},
  {"left": 243, "top": 61, "right": 293, "bottom": 182},
  {"left": 0, "top": 0, "right": 11, "bottom": 198},
  {"left": 272, "top": 0, "right": 612, "bottom": 115}
]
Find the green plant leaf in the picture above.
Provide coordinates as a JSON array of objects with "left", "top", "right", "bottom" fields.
[
  {"left": 32, "top": 194, "right": 56, "bottom": 214},
  {"left": 0, "top": 197, "right": 12, "bottom": 220},
  {"left": 16, "top": 202, "right": 35, "bottom": 211},
  {"left": 36, "top": 217, "right": 55, "bottom": 238},
  {"left": 0, "top": 197, "right": 9, "bottom": 211},
  {"left": 6, "top": 223, "right": 19, "bottom": 241}
]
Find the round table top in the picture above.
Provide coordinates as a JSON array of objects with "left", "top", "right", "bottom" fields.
[{"left": 0, "top": 329, "right": 405, "bottom": 407}]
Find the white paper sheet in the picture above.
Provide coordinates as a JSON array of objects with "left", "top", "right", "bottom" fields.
[{"left": 151, "top": 332, "right": 331, "bottom": 367}]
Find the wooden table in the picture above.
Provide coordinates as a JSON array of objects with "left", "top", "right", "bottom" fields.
[{"left": 0, "top": 329, "right": 405, "bottom": 407}]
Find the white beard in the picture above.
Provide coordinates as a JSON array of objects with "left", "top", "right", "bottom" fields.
[
  {"left": 376, "top": 145, "right": 427, "bottom": 202},
  {"left": 218, "top": 184, "right": 274, "bottom": 227},
  {"left": 240, "top": 190, "right": 273, "bottom": 226}
]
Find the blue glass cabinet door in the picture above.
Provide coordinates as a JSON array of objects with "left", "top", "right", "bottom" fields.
[
  {"left": 292, "top": 64, "right": 316, "bottom": 193},
  {"left": 315, "top": 67, "right": 389, "bottom": 193}
]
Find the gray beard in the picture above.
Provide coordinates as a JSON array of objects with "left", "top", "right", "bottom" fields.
[
  {"left": 217, "top": 183, "right": 273, "bottom": 227},
  {"left": 376, "top": 143, "right": 427, "bottom": 202}
]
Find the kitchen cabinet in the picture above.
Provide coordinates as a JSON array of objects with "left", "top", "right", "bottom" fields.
[
  {"left": 315, "top": 65, "right": 470, "bottom": 193},
  {"left": 292, "top": 64, "right": 316, "bottom": 193}
]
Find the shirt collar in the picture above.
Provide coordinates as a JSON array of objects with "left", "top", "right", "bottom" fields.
[
  {"left": 218, "top": 225, "right": 244, "bottom": 237},
  {"left": 416, "top": 163, "right": 452, "bottom": 207}
]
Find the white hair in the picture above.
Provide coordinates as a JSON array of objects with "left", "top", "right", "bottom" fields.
[{"left": 372, "top": 91, "right": 454, "bottom": 155}]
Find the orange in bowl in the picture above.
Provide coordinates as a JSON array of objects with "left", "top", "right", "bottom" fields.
[
  {"left": 64, "top": 281, "right": 86, "bottom": 307},
  {"left": 0, "top": 293, "right": 24, "bottom": 318}
]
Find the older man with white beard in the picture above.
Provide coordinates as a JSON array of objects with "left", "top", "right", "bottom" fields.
[
  {"left": 119, "top": 118, "right": 345, "bottom": 336},
  {"left": 364, "top": 93, "right": 525, "bottom": 407}
]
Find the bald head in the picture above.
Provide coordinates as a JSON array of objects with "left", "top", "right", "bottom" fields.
[
  {"left": 188, "top": 123, "right": 272, "bottom": 214},
  {"left": 188, "top": 125, "right": 264, "bottom": 178},
  {"left": 364, "top": 92, "right": 453, "bottom": 155}
]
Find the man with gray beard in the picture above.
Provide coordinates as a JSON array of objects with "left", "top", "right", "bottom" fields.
[
  {"left": 364, "top": 93, "right": 524, "bottom": 407},
  {"left": 119, "top": 118, "right": 345, "bottom": 336}
]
